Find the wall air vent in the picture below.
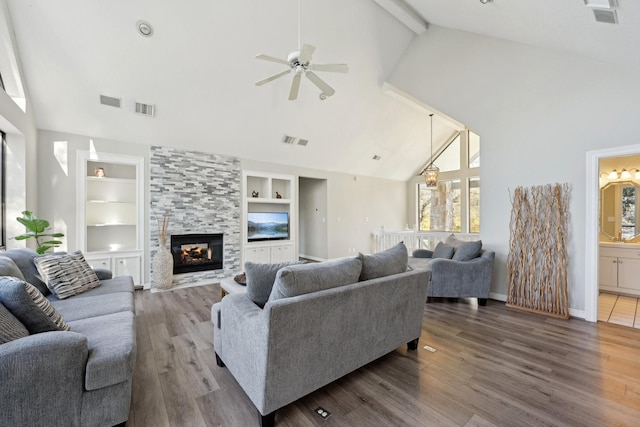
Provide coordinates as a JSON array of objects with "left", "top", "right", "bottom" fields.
[
  {"left": 135, "top": 102, "right": 155, "bottom": 116},
  {"left": 373, "top": 155, "right": 381, "bottom": 160},
  {"left": 99, "top": 95, "right": 121, "bottom": 108},
  {"left": 282, "top": 135, "right": 296, "bottom": 144},
  {"left": 297, "top": 139, "right": 309, "bottom": 146},
  {"left": 593, "top": 8, "right": 618, "bottom": 23}
]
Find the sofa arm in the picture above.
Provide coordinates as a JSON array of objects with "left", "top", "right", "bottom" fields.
[
  {"left": 93, "top": 268, "right": 113, "bottom": 280},
  {"left": 428, "top": 256, "right": 494, "bottom": 298},
  {"left": 0, "top": 331, "right": 88, "bottom": 426}
]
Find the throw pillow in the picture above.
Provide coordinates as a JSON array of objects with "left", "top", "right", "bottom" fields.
[
  {"left": 357, "top": 242, "right": 408, "bottom": 281},
  {"left": 0, "top": 256, "right": 26, "bottom": 281},
  {"left": 35, "top": 250, "right": 100, "bottom": 299},
  {"left": 0, "top": 301, "right": 29, "bottom": 344},
  {"left": 432, "top": 242, "right": 454, "bottom": 259},
  {"left": 0, "top": 276, "right": 71, "bottom": 333},
  {"left": 452, "top": 240, "right": 483, "bottom": 261},
  {"left": 444, "top": 234, "right": 466, "bottom": 251},
  {"left": 0, "top": 248, "right": 50, "bottom": 295},
  {"left": 245, "top": 261, "right": 302, "bottom": 308},
  {"left": 268, "top": 257, "right": 362, "bottom": 303}
]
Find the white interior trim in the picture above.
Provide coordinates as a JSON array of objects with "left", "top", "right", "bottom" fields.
[
  {"left": 371, "top": 0, "right": 427, "bottom": 34},
  {"left": 585, "top": 144, "right": 640, "bottom": 322}
]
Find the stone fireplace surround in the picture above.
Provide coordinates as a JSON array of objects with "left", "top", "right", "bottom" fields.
[{"left": 150, "top": 145, "right": 241, "bottom": 288}]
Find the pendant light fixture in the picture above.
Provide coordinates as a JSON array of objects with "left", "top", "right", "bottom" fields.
[{"left": 424, "top": 113, "right": 439, "bottom": 188}]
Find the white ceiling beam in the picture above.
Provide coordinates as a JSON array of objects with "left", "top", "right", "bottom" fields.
[{"left": 372, "top": 0, "right": 427, "bottom": 35}]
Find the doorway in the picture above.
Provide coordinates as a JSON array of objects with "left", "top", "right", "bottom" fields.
[
  {"left": 586, "top": 144, "right": 640, "bottom": 322},
  {"left": 298, "top": 177, "right": 328, "bottom": 261}
]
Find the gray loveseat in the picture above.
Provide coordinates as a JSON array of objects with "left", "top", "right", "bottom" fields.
[
  {"left": 211, "top": 243, "right": 429, "bottom": 427},
  {"left": 0, "top": 248, "right": 136, "bottom": 427},
  {"left": 410, "top": 234, "right": 495, "bottom": 305}
]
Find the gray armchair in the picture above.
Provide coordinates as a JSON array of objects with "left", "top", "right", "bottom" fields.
[{"left": 411, "top": 249, "right": 495, "bottom": 306}]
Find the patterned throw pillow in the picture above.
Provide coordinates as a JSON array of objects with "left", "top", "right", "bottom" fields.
[
  {"left": 0, "top": 301, "right": 29, "bottom": 344},
  {"left": 35, "top": 250, "right": 100, "bottom": 299},
  {"left": 0, "top": 277, "right": 71, "bottom": 333}
]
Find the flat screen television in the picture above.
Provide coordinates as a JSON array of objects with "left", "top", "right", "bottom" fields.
[{"left": 247, "top": 212, "right": 289, "bottom": 242}]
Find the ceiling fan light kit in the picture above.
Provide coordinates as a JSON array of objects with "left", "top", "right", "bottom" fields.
[{"left": 255, "top": 0, "right": 348, "bottom": 100}]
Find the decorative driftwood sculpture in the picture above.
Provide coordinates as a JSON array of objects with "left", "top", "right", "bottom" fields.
[{"left": 506, "top": 183, "right": 570, "bottom": 319}]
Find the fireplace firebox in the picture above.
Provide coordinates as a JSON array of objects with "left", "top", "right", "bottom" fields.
[{"left": 170, "top": 233, "right": 223, "bottom": 274}]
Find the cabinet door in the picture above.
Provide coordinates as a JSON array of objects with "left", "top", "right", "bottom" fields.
[
  {"left": 599, "top": 256, "right": 618, "bottom": 287},
  {"left": 86, "top": 256, "right": 112, "bottom": 271},
  {"left": 271, "top": 244, "right": 295, "bottom": 263},
  {"left": 115, "top": 255, "right": 141, "bottom": 285},
  {"left": 245, "top": 246, "right": 271, "bottom": 264},
  {"left": 617, "top": 257, "right": 640, "bottom": 290}
]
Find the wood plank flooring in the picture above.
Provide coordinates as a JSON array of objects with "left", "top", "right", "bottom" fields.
[{"left": 129, "top": 285, "right": 640, "bottom": 427}]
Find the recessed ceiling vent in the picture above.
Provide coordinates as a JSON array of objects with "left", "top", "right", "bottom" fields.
[
  {"left": 99, "top": 95, "right": 121, "bottom": 108},
  {"left": 593, "top": 8, "right": 618, "bottom": 23},
  {"left": 283, "top": 135, "right": 296, "bottom": 144},
  {"left": 135, "top": 102, "right": 155, "bottom": 116},
  {"left": 297, "top": 139, "right": 309, "bottom": 146}
]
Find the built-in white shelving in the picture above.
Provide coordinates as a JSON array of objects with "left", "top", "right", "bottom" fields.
[
  {"left": 243, "top": 171, "right": 297, "bottom": 264},
  {"left": 77, "top": 151, "right": 145, "bottom": 285}
]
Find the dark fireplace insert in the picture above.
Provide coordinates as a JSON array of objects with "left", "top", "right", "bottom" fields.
[{"left": 170, "top": 233, "right": 223, "bottom": 274}]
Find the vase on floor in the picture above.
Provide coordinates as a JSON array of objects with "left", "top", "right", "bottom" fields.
[
  {"left": 153, "top": 214, "right": 173, "bottom": 290},
  {"left": 153, "top": 246, "right": 173, "bottom": 290}
]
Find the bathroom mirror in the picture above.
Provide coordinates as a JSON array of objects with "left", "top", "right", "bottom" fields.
[{"left": 600, "top": 181, "right": 640, "bottom": 240}]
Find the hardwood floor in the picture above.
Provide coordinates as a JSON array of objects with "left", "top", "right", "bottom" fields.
[{"left": 129, "top": 286, "right": 640, "bottom": 427}]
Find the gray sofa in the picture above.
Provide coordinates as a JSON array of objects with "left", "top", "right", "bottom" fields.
[
  {"left": 0, "top": 248, "right": 136, "bottom": 427},
  {"left": 410, "top": 235, "right": 495, "bottom": 305},
  {"left": 212, "top": 243, "right": 429, "bottom": 427}
]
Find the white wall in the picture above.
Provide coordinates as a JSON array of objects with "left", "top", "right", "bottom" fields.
[
  {"left": 299, "top": 177, "right": 328, "bottom": 260},
  {"left": 243, "top": 159, "right": 407, "bottom": 258},
  {"left": 0, "top": 0, "right": 37, "bottom": 249},
  {"left": 36, "top": 130, "right": 150, "bottom": 281},
  {"left": 389, "top": 25, "right": 640, "bottom": 314}
]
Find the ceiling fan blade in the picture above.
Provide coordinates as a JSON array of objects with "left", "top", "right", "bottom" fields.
[
  {"left": 298, "top": 44, "right": 316, "bottom": 64},
  {"left": 255, "top": 54, "right": 290, "bottom": 66},
  {"left": 305, "top": 70, "right": 335, "bottom": 97},
  {"left": 289, "top": 74, "right": 302, "bottom": 100},
  {"left": 308, "top": 63, "right": 349, "bottom": 73},
  {"left": 255, "top": 69, "right": 292, "bottom": 86}
]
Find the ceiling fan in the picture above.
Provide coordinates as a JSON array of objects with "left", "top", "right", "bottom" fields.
[{"left": 255, "top": 1, "right": 349, "bottom": 101}]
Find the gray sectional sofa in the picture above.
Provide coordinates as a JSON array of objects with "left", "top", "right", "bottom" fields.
[
  {"left": 0, "top": 248, "right": 136, "bottom": 427},
  {"left": 410, "top": 234, "right": 495, "bottom": 305},
  {"left": 212, "top": 243, "right": 429, "bottom": 427}
]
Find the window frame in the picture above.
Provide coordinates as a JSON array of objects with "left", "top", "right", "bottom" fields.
[
  {"left": 0, "top": 131, "right": 5, "bottom": 249},
  {"left": 417, "top": 129, "right": 480, "bottom": 234}
]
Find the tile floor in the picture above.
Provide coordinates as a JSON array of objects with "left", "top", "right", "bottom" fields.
[{"left": 598, "top": 292, "right": 640, "bottom": 328}]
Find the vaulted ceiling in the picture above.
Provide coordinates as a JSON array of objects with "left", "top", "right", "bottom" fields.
[{"left": 6, "top": 0, "right": 639, "bottom": 181}]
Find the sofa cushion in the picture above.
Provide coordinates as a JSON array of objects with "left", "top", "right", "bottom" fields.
[
  {"left": 244, "top": 261, "right": 302, "bottom": 308},
  {"left": 268, "top": 257, "right": 362, "bottom": 303},
  {"left": 432, "top": 242, "right": 454, "bottom": 259},
  {"left": 452, "top": 240, "right": 483, "bottom": 261},
  {"left": 357, "top": 242, "right": 408, "bottom": 281},
  {"left": 35, "top": 250, "right": 101, "bottom": 299},
  {"left": 48, "top": 276, "right": 134, "bottom": 301},
  {"left": 51, "top": 292, "right": 135, "bottom": 322},
  {"left": 0, "top": 276, "right": 71, "bottom": 332},
  {"left": 0, "top": 248, "right": 50, "bottom": 295},
  {"left": 0, "top": 301, "right": 29, "bottom": 344},
  {"left": 67, "top": 311, "right": 136, "bottom": 391},
  {"left": 0, "top": 256, "right": 27, "bottom": 281}
]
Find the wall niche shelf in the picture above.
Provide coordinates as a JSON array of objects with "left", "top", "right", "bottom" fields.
[
  {"left": 77, "top": 151, "right": 145, "bottom": 286},
  {"left": 243, "top": 171, "right": 297, "bottom": 264}
]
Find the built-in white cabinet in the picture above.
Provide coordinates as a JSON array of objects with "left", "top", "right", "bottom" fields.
[
  {"left": 242, "top": 171, "right": 297, "bottom": 265},
  {"left": 599, "top": 245, "right": 640, "bottom": 296},
  {"left": 77, "top": 151, "right": 145, "bottom": 286}
]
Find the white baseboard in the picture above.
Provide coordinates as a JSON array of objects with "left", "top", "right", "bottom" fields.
[{"left": 489, "top": 292, "right": 585, "bottom": 319}]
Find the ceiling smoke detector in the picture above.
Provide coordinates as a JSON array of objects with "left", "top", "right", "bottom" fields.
[{"left": 136, "top": 20, "right": 153, "bottom": 37}]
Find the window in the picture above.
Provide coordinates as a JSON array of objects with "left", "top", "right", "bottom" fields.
[{"left": 418, "top": 130, "right": 480, "bottom": 233}]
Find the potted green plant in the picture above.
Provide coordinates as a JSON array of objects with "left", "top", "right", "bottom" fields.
[{"left": 13, "top": 210, "right": 65, "bottom": 254}]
